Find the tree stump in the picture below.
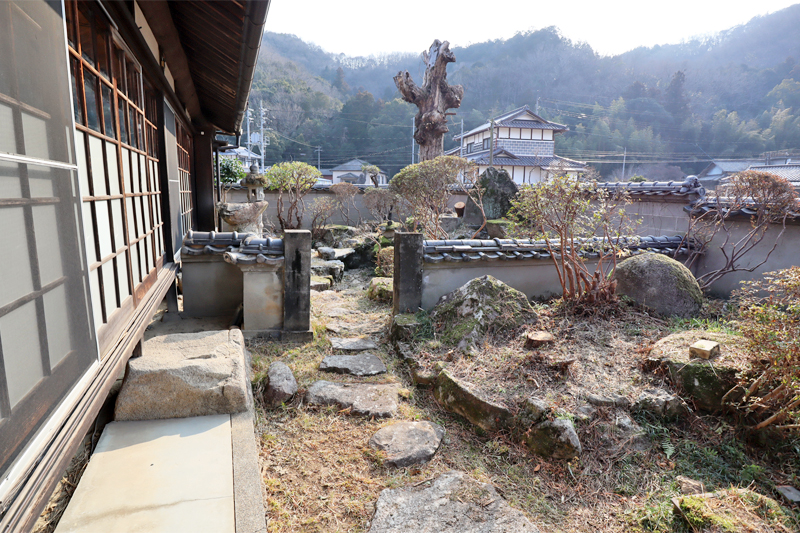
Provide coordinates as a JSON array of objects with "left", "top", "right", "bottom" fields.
[{"left": 394, "top": 40, "right": 464, "bottom": 161}]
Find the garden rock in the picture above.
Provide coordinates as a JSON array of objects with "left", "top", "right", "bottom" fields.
[
  {"left": 463, "top": 167, "right": 519, "bottom": 225},
  {"left": 368, "top": 421, "right": 445, "bottom": 467},
  {"left": 263, "top": 361, "right": 297, "bottom": 408},
  {"left": 613, "top": 253, "right": 703, "bottom": 318},
  {"left": 431, "top": 275, "right": 536, "bottom": 350},
  {"left": 305, "top": 381, "right": 399, "bottom": 418},
  {"left": 115, "top": 330, "right": 248, "bottom": 421},
  {"left": 311, "top": 276, "right": 332, "bottom": 291},
  {"left": 330, "top": 337, "right": 378, "bottom": 351},
  {"left": 633, "top": 388, "right": 685, "bottom": 419},
  {"left": 321, "top": 225, "right": 356, "bottom": 246},
  {"left": 519, "top": 397, "right": 550, "bottom": 425},
  {"left": 520, "top": 418, "right": 581, "bottom": 460},
  {"left": 311, "top": 259, "right": 345, "bottom": 282},
  {"left": 368, "top": 470, "right": 539, "bottom": 533},
  {"left": 320, "top": 353, "right": 387, "bottom": 376},
  {"left": 343, "top": 239, "right": 376, "bottom": 269},
  {"left": 367, "top": 277, "right": 393, "bottom": 302},
  {"left": 318, "top": 246, "right": 355, "bottom": 262},
  {"left": 390, "top": 314, "right": 422, "bottom": 345},
  {"left": 584, "top": 392, "right": 630, "bottom": 409},
  {"left": 433, "top": 370, "right": 514, "bottom": 432}
]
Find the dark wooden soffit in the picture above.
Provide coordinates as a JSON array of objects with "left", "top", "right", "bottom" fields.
[{"left": 166, "top": 0, "right": 270, "bottom": 134}]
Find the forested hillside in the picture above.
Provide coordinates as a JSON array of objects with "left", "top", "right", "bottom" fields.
[{"left": 247, "top": 4, "right": 800, "bottom": 178}]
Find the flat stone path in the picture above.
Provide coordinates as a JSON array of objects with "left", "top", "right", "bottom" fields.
[
  {"left": 55, "top": 415, "right": 234, "bottom": 533},
  {"left": 368, "top": 470, "right": 539, "bottom": 532},
  {"left": 369, "top": 421, "right": 444, "bottom": 467},
  {"left": 330, "top": 337, "right": 379, "bottom": 351},
  {"left": 320, "top": 353, "right": 387, "bottom": 376},
  {"left": 305, "top": 380, "right": 399, "bottom": 417}
]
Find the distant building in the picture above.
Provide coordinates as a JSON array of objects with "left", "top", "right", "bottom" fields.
[
  {"left": 219, "top": 146, "right": 262, "bottom": 168},
  {"left": 738, "top": 164, "right": 800, "bottom": 191},
  {"left": 449, "top": 105, "right": 585, "bottom": 184},
  {"left": 331, "top": 159, "right": 388, "bottom": 185},
  {"left": 698, "top": 151, "right": 800, "bottom": 189}
]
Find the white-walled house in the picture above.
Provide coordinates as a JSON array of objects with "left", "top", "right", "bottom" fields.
[
  {"left": 331, "top": 159, "right": 388, "bottom": 185},
  {"left": 449, "top": 105, "right": 585, "bottom": 183}
]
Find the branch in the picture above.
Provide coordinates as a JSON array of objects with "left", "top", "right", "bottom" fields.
[{"left": 393, "top": 71, "right": 424, "bottom": 105}]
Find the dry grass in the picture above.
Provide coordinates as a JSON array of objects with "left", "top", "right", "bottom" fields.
[{"left": 249, "top": 270, "right": 800, "bottom": 533}]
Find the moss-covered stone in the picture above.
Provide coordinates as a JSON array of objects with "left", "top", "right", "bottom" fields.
[
  {"left": 390, "top": 313, "right": 422, "bottom": 344},
  {"left": 520, "top": 418, "right": 582, "bottom": 460},
  {"left": 613, "top": 253, "right": 703, "bottom": 318},
  {"left": 431, "top": 275, "right": 536, "bottom": 350},
  {"left": 666, "top": 360, "right": 741, "bottom": 412},
  {"left": 432, "top": 370, "right": 514, "bottom": 432},
  {"left": 367, "top": 277, "right": 393, "bottom": 303},
  {"left": 485, "top": 219, "right": 510, "bottom": 238}
]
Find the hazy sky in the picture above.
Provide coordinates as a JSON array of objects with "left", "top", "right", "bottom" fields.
[{"left": 265, "top": 1, "right": 799, "bottom": 57}]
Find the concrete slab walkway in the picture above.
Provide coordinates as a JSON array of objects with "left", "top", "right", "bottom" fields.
[{"left": 55, "top": 415, "right": 234, "bottom": 533}]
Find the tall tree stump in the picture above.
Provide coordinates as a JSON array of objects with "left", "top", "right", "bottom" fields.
[{"left": 394, "top": 40, "right": 464, "bottom": 161}]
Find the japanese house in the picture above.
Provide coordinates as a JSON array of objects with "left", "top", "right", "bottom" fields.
[
  {"left": 450, "top": 105, "right": 585, "bottom": 183},
  {"left": 0, "top": 1, "right": 269, "bottom": 530}
]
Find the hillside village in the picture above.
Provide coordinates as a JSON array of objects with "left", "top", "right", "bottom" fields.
[{"left": 2, "top": 2, "right": 799, "bottom": 533}]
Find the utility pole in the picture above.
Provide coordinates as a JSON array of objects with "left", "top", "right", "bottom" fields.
[
  {"left": 411, "top": 115, "right": 415, "bottom": 164},
  {"left": 489, "top": 119, "right": 495, "bottom": 167},
  {"left": 246, "top": 106, "right": 252, "bottom": 167},
  {"left": 315, "top": 146, "right": 322, "bottom": 169},
  {"left": 460, "top": 119, "right": 464, "bottom": 155},
  {"left": 259, "top": 100, "right": 265, "bottom": 171},
  {"left": 621, "top": 147, "right": 627, "bottom": 181},
  {"left": 535, "top": 96, "right": 540, "bottom": 115}
]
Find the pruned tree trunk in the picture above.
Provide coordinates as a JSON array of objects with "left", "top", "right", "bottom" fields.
[{"left": 394, "top": 39, "right": 464, "bottom": 161}]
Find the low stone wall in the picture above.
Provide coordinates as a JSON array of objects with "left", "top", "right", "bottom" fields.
[
  {"left": 393, "top": 234, "right": 693, "bottom": 311},
  {"left": 181, "top": 230, "right": 311, "bottom": 339}
]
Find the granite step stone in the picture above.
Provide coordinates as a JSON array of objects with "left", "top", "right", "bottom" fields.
[
  {"left": 305, "top": 381, "right": 398, "bottom": 418},
  {"left": 320, "top": 353, "right": 387, "bottom": 376},
  {"left": 330, "top": 337, "right": 378, "bottom": 351},
  {"left": 369, "top": 421, "right": 444, "bottom": 467}
]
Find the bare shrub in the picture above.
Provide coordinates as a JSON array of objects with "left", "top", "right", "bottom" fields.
[
  {"left": 681, "top": 171, "right": 798, "bottom": 291},
  {"left": 330, "top": 182, "right": 362, "bottom": 226},
  {"left": 264, "top": 162, "right": 320, "bottom": 230},
  {"left": 508, "top": 174, "right": 637, "bottom": 304},
  {"left": 362, "top": 187, "right": 397, "bottom": 225},
  {"left": 375, "top": 246, "right": 394, "bottom": 277},
  {"left": 732, "top": 267, "right": 800, "bottom": 432},
  {"left": 390, "top": 156, "right": 474, "bottom": 239},
  {"left": 309, "top": 197, "right": 337, "bottom": 241}
]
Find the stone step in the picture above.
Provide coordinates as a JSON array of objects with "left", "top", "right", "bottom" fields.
[
  {"left": 368, "top": 421, "right": 444, "bottom": 468},
  {"left": 320, "top": 353, "right": 387, "bottom": 376},
  {"left": 115, "top": 329, "right": 249, "bottom": 421},
  {"left": 305, "top": 381, "right": 398, "bottom": 418},
  {"left": 329, "top": 337, "right": 378, "bottom": 351}
]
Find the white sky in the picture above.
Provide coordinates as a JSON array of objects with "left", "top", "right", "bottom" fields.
[{"left": 265, "top": 0, "right": 799, "bottom": 58}]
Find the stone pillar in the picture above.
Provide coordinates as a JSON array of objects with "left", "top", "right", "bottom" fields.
[
  {"left": 393, "top": 232, "right": 423, "bottom": 315},
  {"left": 283, "top": 230, "right": 312, "bottom": 340},
  {"left": 241, "top": 264, "right": 284, "bottom": 333}
]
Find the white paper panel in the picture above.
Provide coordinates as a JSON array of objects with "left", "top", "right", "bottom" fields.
[
  {"left": 2, "top": 301, "right": 43, "bottom": 409},
  {"left": 0, "top": 207, "right": 34, "bottom": 308},
  {"left": 110, "top": 199, "right": 125, "bottom": 251},
  {"left": 89, "top": 267, "right": 103, "bottom": 328},
  {"left": 32, "top": 204, "right": 64, "bottom": 285},
  {"left": 88, "top": 134, "right": 107, "bottom": 196},
  {"left": 44, "top": 283, "right": 72, "bottom": 369},
  {"left": 94, "top": 200, "right": 112, "bottom": 258},
  {"left": 106, "top": 141, "right": 120, "bottom": 196},
  {"left": 0, "top": 161, "right": 22, "bottom": 200}
]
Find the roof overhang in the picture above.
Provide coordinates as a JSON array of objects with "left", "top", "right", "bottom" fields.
[{"left": 138, "top": 0, "right": 270, "bottom": 134}]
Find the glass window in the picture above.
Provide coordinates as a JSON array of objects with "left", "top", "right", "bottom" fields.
[
  {"left": 101, "top": 85, "right": 115, "bottom": 139},
  {"left": 70, "top": 60, "right": 84, "bottom": 126},
  {"left": 83, "top": 71, "right": 100, "bottom": 133},
  {"left": 77, "top": 4, "right": 94, "bottom": 67},
  {"left": 118, "top": 99, "right": 128, "bottom": 144}
]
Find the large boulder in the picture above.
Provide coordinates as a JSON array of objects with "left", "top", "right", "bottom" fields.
[
  {"left": 431, "top": 275, "right": 536, "bottom": 349},
  {"left": 463, "top": 167, "right": 519, "bottom": 225},
  {"left": 368, "top": 470, "right": 539, "bottom": 533},
  {"left": 115, "top": 330, "right": 249, "bottom": 421},
  {"left": 262, "top": 361, "right": 298, "bottom": 408},
  {"left": 613, "top": 253, "right": 703, "bottom": 318}
]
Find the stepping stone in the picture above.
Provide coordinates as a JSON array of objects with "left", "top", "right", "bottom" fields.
[
  {"left": 369, "top": 421, "right": 444, "bottom": 467},
  {"left": 305, "top": 381, "right": 398, "bottom": 418},
  {"left": 311, "top": 276, "right": 332, "bottom": 291},
  {"left": 317, "top": 247, "right": 355, "bottom": 261},
  {"left": 368, "top": 470, "right": 539, "bottom": 532},
  {"left": 330, "top": 337, "right": 378, "bottom": 351},
  {"left": 320, "top": 353, "right": 387, "bottom": 376}
]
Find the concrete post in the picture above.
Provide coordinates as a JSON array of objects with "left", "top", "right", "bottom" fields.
[
  {"left": 283, "top": 230, "right": 312, "bottom": 339},
  {"left": 393, "top": 232, "right": 423, "bottom": 315}
]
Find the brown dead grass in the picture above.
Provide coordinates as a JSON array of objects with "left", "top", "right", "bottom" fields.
[{"left": 250, "top": 270, "right": 799, "bottom": 533}]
